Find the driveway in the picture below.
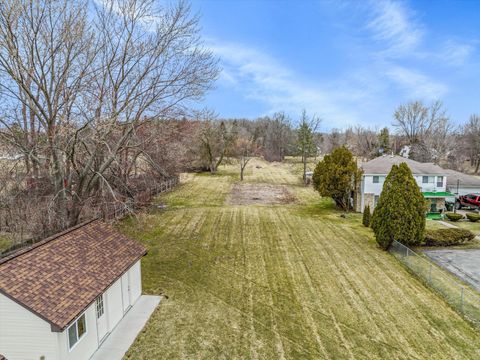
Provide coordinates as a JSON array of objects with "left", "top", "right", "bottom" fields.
[{"left": 424, "top": 249, "right": 480, "bottom": 291}]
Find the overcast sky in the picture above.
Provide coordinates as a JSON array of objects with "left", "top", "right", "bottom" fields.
[{"left": 190, "top": 0, "right": 480, "bottom": 129}]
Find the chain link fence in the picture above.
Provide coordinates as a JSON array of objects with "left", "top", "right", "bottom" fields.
[{"left": 390, "top": 240, "right": 480, "bottom": 327}]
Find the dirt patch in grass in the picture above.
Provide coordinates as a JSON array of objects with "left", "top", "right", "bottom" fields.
[{"left": 226, "top": 183, "right": 295, "bottom": 205}]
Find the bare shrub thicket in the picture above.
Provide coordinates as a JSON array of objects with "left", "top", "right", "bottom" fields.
[{"left": 0, "top": 0, "right": 218, "bottom": 243}]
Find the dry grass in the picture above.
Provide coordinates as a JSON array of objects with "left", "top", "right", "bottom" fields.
[
  {"left": 121, "top": 158, "right": 480, "bottom": 359},
  {"left": 452, "top": 220, "right": 480, "bottom": 235},
  {"left": 226, "top": 183, "right": 295, "bottom": 205}
]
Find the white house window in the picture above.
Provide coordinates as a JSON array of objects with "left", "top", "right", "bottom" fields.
[
  {"left": 96, "top": 295, "right": 105, "bottom": 318},
  {"left": 374, "top": 195, "right": 380, "bottom": 207},
  {"left": 373, "top": 176, "right": 384, "bottom": 184},
  {"left": 436, "top": 176, "right": 443, "bottom": 187},
  {"left": 68, "top": 313, "right": 87, "bottom": 350},
  {"left": 422, "top": 176, "right": 434, "bottom": 184}
]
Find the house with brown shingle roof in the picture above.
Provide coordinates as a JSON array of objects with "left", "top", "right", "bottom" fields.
[{"left": 0, "top": 219, "right": 147, "bottom": 360}]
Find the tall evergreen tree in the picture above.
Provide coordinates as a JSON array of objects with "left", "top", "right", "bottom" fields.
[
  {"left": 371, "top": 163, "right": 427, "bottom": 249},
  {"left": 377, "top": 127, "right": 390, "bottom": 156},
  {"left": 297, "top": 110, "right": 320, "bottom": 185},
  {"left": 312, "top": 146, "right": 362, "bottom": 210}
]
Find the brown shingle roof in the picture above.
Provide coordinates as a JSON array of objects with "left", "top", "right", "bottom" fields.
[{"left": 0, "top": 219, "right": 146, "bottom": 331}]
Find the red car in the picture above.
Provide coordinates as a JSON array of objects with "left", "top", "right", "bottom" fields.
[{"left": 456, "top": 193, "right": 480, "bottom": 209}]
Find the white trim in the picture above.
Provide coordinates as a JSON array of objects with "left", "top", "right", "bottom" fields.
[{"left": 67, "top": 311, "right": 88, "bottom": 352}]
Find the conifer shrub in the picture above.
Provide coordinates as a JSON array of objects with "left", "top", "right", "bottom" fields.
[
  {"left": 466, "top": 213, "right": 480, "bottom": 222},
  {"left": 362, "top": 205, "right": 371, "bottom": 227},
  {"left": 312, "top": 146, "right": 362, "bottom": 210},
  {"left": 424, "top": 228, "right": 475, "bottom": 246},
  {"left": 371, "top": 163, "right": 426, "bottom": 250},
  {"left": 445, "top": 212, "right": 463, "bottom": 222}
]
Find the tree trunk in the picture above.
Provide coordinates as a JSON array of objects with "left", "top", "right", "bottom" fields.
[{"left": 302, "top": 153, "right": 307, "bottom": 186}]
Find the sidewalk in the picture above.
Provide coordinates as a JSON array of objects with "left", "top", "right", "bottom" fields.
[{"left": 90, "top": 295, "right": 161, "bottom": 360}]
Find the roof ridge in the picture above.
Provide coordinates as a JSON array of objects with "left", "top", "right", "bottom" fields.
[{"left": 0, "top": 218, "right": 99, "bottom": 265}]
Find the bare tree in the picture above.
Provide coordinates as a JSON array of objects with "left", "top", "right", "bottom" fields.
[
  {"left": 198, "top": 111, "right": 237, "bottom": 173},
  {"left": 463, "top": 114, "right": 480, "bottom": 173},
  {"left": 232, "top": 132, "right": 260, "bottom": 181},
  {"left": 354, "top": 126, "right": 378, "bottom": 159},
  {"left": 393, "top": 100, "right": 451, "bottom": 162},
  {"left": 260, "top": 112, "right": 292, "bottom": 162},
  {"left": 0, "top": 0, "right": 219, "bottom": 228}
]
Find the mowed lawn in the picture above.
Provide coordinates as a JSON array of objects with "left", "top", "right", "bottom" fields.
[{"left": 121, "top": 159, "right": 480, "bottom": 359}]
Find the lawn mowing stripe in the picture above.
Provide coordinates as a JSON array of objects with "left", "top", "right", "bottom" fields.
[
  {"left": 318, "top": 217, "right": 478, "bottom": 359},
  {"left": 164, "top": 271, "right": 321, "bottom": 358},
  {"left": 318, "top": 218, "right": 451, "bottom": 357},
  {"left": 276, "top": 210, "right": 410, "bottom": 359},
  {"left": 238, "top": 208, "right": 260, "bottom": 360},
  {"left": 162, "top": 237, "right": 412, "bottom": 357},
  {"left": 300, "top": 216, "right": 420, "bottom": 357}
]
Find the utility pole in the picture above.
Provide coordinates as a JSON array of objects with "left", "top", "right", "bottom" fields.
[{"left": 454, "top": 179, "right": 460, "bottom": 213}]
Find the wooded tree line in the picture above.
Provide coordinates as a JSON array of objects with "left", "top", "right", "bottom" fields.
[
  {"left": 0, "top": 0, "right": 219, "bottom": 243},
  {"left": 0, "top": 1, "right": 478, "bottom": 248}
]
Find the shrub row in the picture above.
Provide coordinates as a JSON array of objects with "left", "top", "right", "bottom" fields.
[
  {"left": 423, "top": 228, "right": 475, "bottom": 247},
  {"left": 466, "top": 213, "right": 480, "bottom": 222},
  {"left": 445, "top": 212, "right": 463, "bottom": 221},
  {"left": 445, "top": 212, "right": 480, "bottom": 222}
]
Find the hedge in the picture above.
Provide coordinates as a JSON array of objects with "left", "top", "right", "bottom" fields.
[
  {"left": 466, "top": 213, "right": 480, "bottom": 222},
  {"left": 424, "top": 228, "right": 475, "bottom": 246},
  {"left": 445, "top": 212, "right": 463, "bottom": 222}
]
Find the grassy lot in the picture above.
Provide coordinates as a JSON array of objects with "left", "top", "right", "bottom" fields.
[
  {"left": 451, "top": 219, "right": 480, "bottom": 235},
  {"left": 0, "top": 235, "right": 11, "bottom": 252},
  {"left": 425, "top": 219, "right": 449, "bottom": 230},
  {"left": 121, "top": 159, "right": 480, "bottom": 359}
]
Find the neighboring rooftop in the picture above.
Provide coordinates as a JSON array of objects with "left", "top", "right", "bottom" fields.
[
  {"left": 0, "top": 219, "right": 146, "bottom": 331},
  {"left": 361, "top": 155, "right": 446, "bottom": 175},
  {"left": 443, "top": 168, "right": 480, "bottom": 188}
]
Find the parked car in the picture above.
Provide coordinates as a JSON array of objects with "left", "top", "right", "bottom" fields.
[{"left": 455, "top": 193, "right": 480, "bottom": 210}]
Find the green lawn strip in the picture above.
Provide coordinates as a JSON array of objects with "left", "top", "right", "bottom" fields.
[{"left": 0, "top": 235, "right": 12, "bottom": 252}]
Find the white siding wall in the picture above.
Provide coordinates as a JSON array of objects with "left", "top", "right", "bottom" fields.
[
  {"left": 129, "top": 260, "right": 142, "bottom": 305},
  {"left": 106, "top": 279, "right": 124, "bottom": 332},
  {"left": 362, "top": 175, "right": 386, "bottom": 196},
  {"left": 0, "top": 293, "right": 58, "bottom": 360},
  {"left": 57, "top": 303, "right": 98, "bottom": 360},
  {"left": 363, "top": 174, "right": 446, "bottom": 196}
]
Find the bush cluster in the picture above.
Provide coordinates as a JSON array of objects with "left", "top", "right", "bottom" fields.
[
  {"left": 445, "top": 212, "right": 463, "bottom": 222},
  {"left": 362, "top": 205, "right": 371, "bottom": 227},
  {"left": 424, "top": 228, "right": 475, "bottom": 246},
  {"left": 466, "top": 213, "right": 480, "bottom": 222}
]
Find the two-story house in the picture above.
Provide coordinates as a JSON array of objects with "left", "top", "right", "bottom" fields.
[{"left": 356, "top": 155, "right": 454, "bottom": 214}]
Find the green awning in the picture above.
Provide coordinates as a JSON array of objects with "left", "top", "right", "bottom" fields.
[{"left": 422, "top": 191, "right": 456, "bottom": 198}]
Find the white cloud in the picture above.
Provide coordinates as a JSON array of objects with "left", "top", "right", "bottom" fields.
[
  {"left": 367, "top": 0, "right": 423, "bottom": 56},
  {"left": 386, "top": 66, "right": 448, "bottom": 99},
  {"left": 211, "top": 42, "right": 368, "bottom": 127},
  {"left": 440, "top": 40, "right": 474, "bottom": 66}
]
